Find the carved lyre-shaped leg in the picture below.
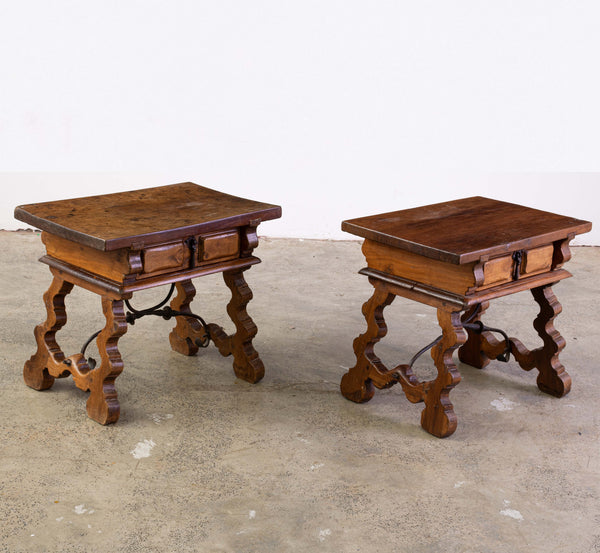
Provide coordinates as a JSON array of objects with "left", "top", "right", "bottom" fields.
[
  {"left": 208, "top": 268, "right": 264, "bottom": 383},
  {"left": 340, "top": 283, "right": 395, "bottom": 403},
  {"left": 24, "top": 276, "right": 74, "bottom": 391},
  {"left": 531, "top": 285, "right": 570, "bottom": 397},
  {"left": 85, "top": 297, "right": 128, "bottom": 425},
  {"left": 420, "top": 309, "right": 466, "bottom": 438},
  {"left": 169, "top": 280, "right": 207, "bottom": 356},
  {"left": 473, "top": 284, "right": 571, "bottom": 397},
  {"left": 458, "top": 301, "right": 491, "bottom": 369}
]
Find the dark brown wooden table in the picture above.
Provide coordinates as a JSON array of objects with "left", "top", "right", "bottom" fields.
[
  {"left": 15, "top": 182, "right": 281, "bottom": 424},
  {"left": 341, "top": 196, "right": 591, "bottom": 438}
]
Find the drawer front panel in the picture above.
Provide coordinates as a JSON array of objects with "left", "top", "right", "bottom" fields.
[
  {"left": 200, "top": 231, "right": 240, "bottom": 263},
  {"left": 480, "top": 244, "right": 555, "bottom": 289},
  {"left": 522, "top": 245, "right": 554, "bottom": 276},
  {"left": 140, "top": 231, "right": 241, "bottom": 278},
  {"left": 143, "top": 242, "right": 186, "bottom": 274},
  {"left": 482, "top": 255, "right": 513, "bottom": 287}
]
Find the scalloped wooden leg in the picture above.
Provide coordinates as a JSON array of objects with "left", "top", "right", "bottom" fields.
[
  {"left": 420, "top": 309, "right": 466, "bottom": 438},
  {"left": 24, "top": 276, "right": 74, "bottom": 391},
  {"left": 208, "top": 268, "right": 264, "bottom": 383},
  {"left": 531, "top": 285, "right": 571, "bottom": 398},
  {"left": 85, "top": 297, "right": 128, "bottom": 425},
  {"left": 340, "top": 284, "right": 395, "bottom": 403},
  {"left": 458, "top": 301, "right": 491, "bottom": 369},
  {"left": 169, "top": 280, "right": 207, "bottom": 356}
]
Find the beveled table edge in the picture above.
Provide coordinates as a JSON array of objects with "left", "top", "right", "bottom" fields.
[{"left": 15, "top": 205, "right": 282, "bottom": 252}]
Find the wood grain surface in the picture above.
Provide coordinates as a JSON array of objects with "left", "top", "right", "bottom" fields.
[
  {"left": 14, "top": 182, "right": 281, "bottom": 251},
  {"left": 342, "top": 196, "right": 591, "bottom": 264}
]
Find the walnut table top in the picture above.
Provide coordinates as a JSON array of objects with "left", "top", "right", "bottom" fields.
[
  {"left": 342, "top": 196, "right": 591, "bottom": 264},
  {"left": 15, "top": 182, "right": 281, "bottom": 251}
]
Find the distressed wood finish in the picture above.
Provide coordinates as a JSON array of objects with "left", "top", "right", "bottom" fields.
[
  {"left": 200, "top": 231, "right": 240, "bottom": 262},
  {"left": 16, "top": 183, "right": 280, "bottom": 424},
  {"left": 15, "top": 182, "right": 281, "bottom": 251},
  {"left": 342, "top": 196, "right": 591, "bottom": 437},
  {"left": 343, "top": 196, "right": 591, "bottom": 264},
  {"left": 143, "top": 242, "right": 187, "bottom": 274}
]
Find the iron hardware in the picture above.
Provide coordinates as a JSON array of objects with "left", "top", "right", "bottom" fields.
[
  {"left": 74, "top": 283, "right": 210, "bottom": 370},
  {"left": 512, "top": 250, "right": 524, "bottom": 280},
  {"left": 185, "top": 237, "right": 198, "bottom": 269}
]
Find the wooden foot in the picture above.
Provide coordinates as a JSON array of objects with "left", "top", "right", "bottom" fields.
[
  {"left": 169, "top": 280, "right": 208, "bottom": 356},
  {"left": 420, "top": 310, "right": 466, "bottom": 438},
  {"left": 531, "top": 285, "right": 570, "bottom": 397},
  {"left": 458, "top": 302, "right": 491, "bottom": 369},
  {"left": 340, "top": 283, "right": 395, "bottom": 403},
  {"left": 476, "top": 284, "right": 571, "bottom": 398},
  {"left": 24, "top": 276, "right": 74, "bottom": 391},
  {"left": 208, "top": 269, "right": 264, "bottom": 383},
  {"left": 340, "top": 280, "right": 467, "bottom": 437},
  {"left": 85, "top": 297, "right": 128, "bottom": 424},
  {"left": 24, "top": 278, "right": 128, "bottom": 424}
]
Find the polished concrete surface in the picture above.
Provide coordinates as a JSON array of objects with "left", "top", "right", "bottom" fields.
[{"left": 1, "top": 231, "right": 599, "bottom": 553}]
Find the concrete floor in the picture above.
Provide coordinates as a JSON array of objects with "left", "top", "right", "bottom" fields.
[{"left": 1, "top": 231, "right": 599, "bottom": 553}]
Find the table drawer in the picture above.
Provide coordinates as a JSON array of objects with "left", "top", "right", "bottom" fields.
[
  {"left": 199, "top": 231, "right": 240, "bottom": 263},
  {"left": 521, "top": 244, "right": 554, "bottom": 275},
  {"left": 481, "top": 245, "right": 554, "bottom": 289},
  {"left": 140, "top": 231, "right": 240, "bottom": 277},
  {"left": 142, "top": 242, "right": 187, "bottom": 274}
]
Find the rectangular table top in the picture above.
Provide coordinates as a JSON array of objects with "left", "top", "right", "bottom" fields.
[
  {"left": 15, "top": 182, "right": 281, "bottom": 251},
  {"left": 342, "top": 196, "right": 591, "bottom": 264}
]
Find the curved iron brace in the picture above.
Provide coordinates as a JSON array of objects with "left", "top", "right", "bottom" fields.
[
  {"left": 77, "top": 284, "right": 210, "bottom": 369},
  {"left": 393, "top": 304, "right": 511, "bottom": 380},
  {"left": 462, "top": 321, "right": 511, "bottom": 362}
]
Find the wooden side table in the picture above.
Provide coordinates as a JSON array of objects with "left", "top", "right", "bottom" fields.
[
  {"left": 15, "top": 182, "right": 281, "bottom": 425},
  {"left": 340, "top": 196, "right": 591, "bottom": 438}
]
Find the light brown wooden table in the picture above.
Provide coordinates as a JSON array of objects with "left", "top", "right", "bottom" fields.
[
  {"left": 15, "top": 182, "right": 281, "bottom": 424},
  {"left": 341, "top": 196, "right": 591, "bottom": 438}
]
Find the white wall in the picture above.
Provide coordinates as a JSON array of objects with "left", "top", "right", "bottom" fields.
[{"left": 1, "top": 2, "right": 599, "bottom": 243}]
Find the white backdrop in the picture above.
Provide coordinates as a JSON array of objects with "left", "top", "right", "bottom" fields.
[{"left": 1, "top": 1, "right": 598, "bottom": 243}]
